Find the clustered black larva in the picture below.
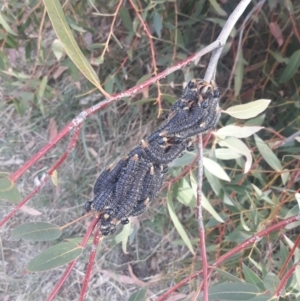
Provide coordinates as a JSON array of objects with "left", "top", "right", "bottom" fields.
[{"left": 85, "top": 79, "right": 221, "bottom": 235}]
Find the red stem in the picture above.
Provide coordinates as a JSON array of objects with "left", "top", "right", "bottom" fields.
[
  {"left": 279, "top": 235, "right": 300, "bottom": 278},
  {"left": 0, "top": 174, "right": 49, "bottom": 227},
  {"left": 156, "top": 214, "right": 300, "bottom": 301},
  {"left": 79, "top": 229, "right": 101, "bottom": 301},
  {"left": 46, "top": 217, "right": 99, "bottom": 301},
  {"left": 1, "top": 126, "right": 82, "bottom": 227},
  {"left": 275, "top": 261, "right": 300, "bottom": 297}
]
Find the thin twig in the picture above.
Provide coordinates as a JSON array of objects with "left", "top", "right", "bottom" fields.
[
  {"left": 99, "top": 0, "right": 123, "bottom": 62},
  {"left": 193, "top": 1, "right": 253, "bottom": 300},
  {"left": 204, "top": 0, "right": 252, "bottom": 82},
  {"left": 128, "top": 0, "right": 163, "bottom": 117},
  {"left": 275, "top": 261, "right": 300, "bottom": 297},
  {"left": 195, "top": 134, "right": 209, "bottom": 301}
]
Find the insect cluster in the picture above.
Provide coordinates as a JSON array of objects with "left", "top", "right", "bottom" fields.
[{"left": 85, "top": 79, "right": 221, "bottom": 235}]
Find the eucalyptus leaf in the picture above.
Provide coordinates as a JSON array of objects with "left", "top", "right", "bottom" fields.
[
  {"left": 216, "top": 125, "right": 263, "bottom": 139},
  {"left": 27, "top": 242, "right": 82, "bottom": 272},
  {"left": 225, "top": 99, "right": 271, "bottom": 119},
  {"left": 11, "top": 222, "right": 62, "bottom": 241},
  {"left": 254, "top": 134, "right": 282, "bottom": 172},
  {"left": 203, "top": 157, "right": 230, "bottom": 182},
  {"left": 167, "top": 192, "right": 194, "bottom": 254},
  {"left": 43, "top": 0, "right": 102, "bottom": 89}
]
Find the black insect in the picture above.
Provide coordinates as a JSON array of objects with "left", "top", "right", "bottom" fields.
[{"left": 86, "top": 79, "right": 221, "bottom": 235}]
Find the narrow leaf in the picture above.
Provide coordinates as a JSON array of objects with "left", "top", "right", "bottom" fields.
[
  {"left": 215, "top": 148, "right": 242, "bottom": 160},
  {"left": 216, "top": 125, "right": 263, "bottom": 139},
  {"left": 153, "top": 11, "right": 162, "bottom": 38},
  {"left": 169, "top": 151, "right": 197, "bottom": 167},
  {"left": 0, "top": 12, "right": 17, "bottom": 35},
  {"left": 43, "top": 0, "right": 102, "bottom": 89},
  {"left": 242, "top": 263, "right": 265, "bottom": 290},
  {"left": 279, "top": 49, "right": 300, "bottom": 83},
  {"left": 51, "top": 170, "right": 58, "bottom": 187},
  {"left": 208, "top": 282, "right": 260, "bottom": 300},
  {"left": 203, "top": 157, "right": 230, "bottom": 182},
  {"left": 281, "top": 169, "right": 289, "bottom": 185},
  {"left": 119, "top": 7, "right": 133, "bottom": 32},
  {"left": 234, "top": 51, "right": 244, "bottom": 97},
  {"left": 190, "top": 174, "right": 224, "bottom": 223},
  {"left": 254, "top": 135, "right": 282, "bottom": 172},
  {"left": 218, "top": 137, "right": 253, "bottom": 173},
  {"left": 176, "top": 178, "right": 196, "bottom": 207},
  {"left": 167, "top": 192, "right": 194, "bottom": 254},
  {"left": 224, "top": 99, "right": 271, "bottom": 119},
  {"left": 11, "top": 222, "right": 62, "bottom": 241},
  {"left": 263, "top": 272, "right": 280, "bottom": 295},
  {"left": 27, "top": 242, "right": 82, "bottom": 272},
  {"left": 209, "top": 0, "right": 227, "bottom": 16}
]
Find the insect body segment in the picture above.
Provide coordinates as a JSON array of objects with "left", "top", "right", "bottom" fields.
[{"left": 86, "top": 79, "right": 221, "bottom": 235}]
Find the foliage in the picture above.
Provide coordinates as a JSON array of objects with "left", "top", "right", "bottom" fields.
[{"left": 0, "top": 0, "right": 300, "bottom": 300}]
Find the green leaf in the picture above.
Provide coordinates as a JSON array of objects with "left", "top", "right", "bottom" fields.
[
  {"left": 27, "top": 242, "right": 82, "bottom": 272},
  {"left": 11, "top": 222, "right": 62, "bottom": 241},
  {"left": 136, "top": 74, "right": 151, "bottom": 85},
  {"left": 215, "top": 148, "right": 242, "bottom": 160},
  {"left": 279, "top": 50, "right": 300, "bottom": 83},
  {"left": 190, "top": 174, "right": 224, "bottom": 223},
  {"left": 208, "top": 282, "right": 260, "bottom": 300},
  {"left": 247, "top": 295, "right": 273, "bottom": 301},
  {"left": 176, "top": 178, "right": 196, "bottom": 207},
  {"left": 119, "top": 7, "right": 133, "bottom": 32},
  {"left": 215, "top": 268, "right": 244, "bottom": 283},
  {"left": 204, "top": 168, "right": 223, "bottom": 196},
  {"left": 263, "top": 272, "right": 280, "bottom": 295},
  {"left": 114, "top": 222, "right": 134, "bottom": 253},
  {"left": 281, "top": 169, "right": 290, "bottom": 185},
  {"left": 209, "top": 0, "right": 227, "bottom": 16},
  {"left": 218, "top": 137, "right": 253, "bottom": 173},
  {"left": 203, "top": 157, "right": 230, "bottom": 182},
  {"left": 52, "top": 39, "right": 65, "bottom": 60},
  {"left": 224, "top": 99, "right": 271, "bottom": 119},
  {"left": 167, "top": 192, "right": 194, "bottom": 254},
  {"left": 234, "top": 51, "right": 245, "bottom": 97},
  {"left": 169, "top": 151, "right": 197, "bottom": 167},
  {"left": 104, "top": 74, "right": 114, "bottom": 94},
  {"left": 0, "top": 173, "right": 21, "bottom": 203},
  {"left": 153, "top": 11, "right": 162, "bottom": 38},
  {"left": 43, "top": 0, "right": 101, "bottom": 90},
  {"left": 268, "top": 50, "right": 289, "bottom": 64},
  {"left": 127, "top": 288, "right": 147, "bottom": 301},
  {"left": 51, "top": 170, "right": 58, "bottom": 186},
  {"left": 254, "top": 135, "right": 282, "bottom": 172},
  {"left": 0, "top": 12, "right": 17, "bottom": 36},
  {"left": 37, "top": 76, "right": 48, "bottom": 116},
  {"left": 242, "top": 263, "right": 265, "bottom": 291},
  {"left": 216, "top": 125, "right": 263, "bottom": 139}
]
